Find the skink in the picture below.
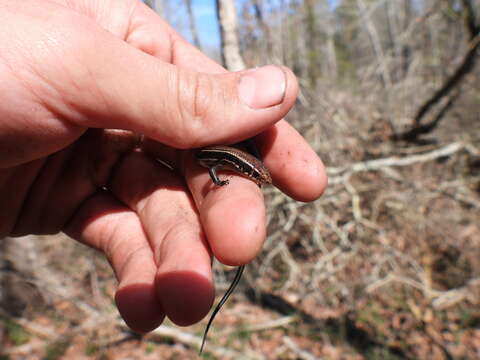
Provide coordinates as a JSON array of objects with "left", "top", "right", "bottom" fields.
[
  {"left": 196, "top": 145, "right": 272, "bottom": 187},
  {"left": 196, "top": 145, "right": 271, "bottom": 354}
]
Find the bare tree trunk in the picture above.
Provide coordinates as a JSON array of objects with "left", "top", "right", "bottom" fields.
[
  {"left": 325, "top": 30, "right": 337, "bottom": 80},
  {"left": 315, "top": 0, "right": 337, "bottom": 82},
  {"left": 291, "top": 2, "right": 309, "bottom": 81},
  {"left": 400, "top": 0, "right": 412, "bottom": 79},
  {"left": 356, "top": 0, "right": 392, "bottom": 88},
  {"left": 216, "top": 0, "right": 246, "bottom": 71},
  {"left": 304, "top": 0, "right": 320, "bottom": 88},
  {"left": 252, "top": 0, "right": 273, "bottom": 56},
  {"left": 385, "top": 0, "right": 400, "bottom": 81},
  {"left": 278, "top": 0, "right": 291, "bottom": 67},
  {"left": 183, "top": 0, "right": 202, "bottom": 50}
]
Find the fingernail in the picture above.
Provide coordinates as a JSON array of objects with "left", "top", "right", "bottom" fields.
[{"left": 238, "top": 65, "right": 286, "bottom": 109}]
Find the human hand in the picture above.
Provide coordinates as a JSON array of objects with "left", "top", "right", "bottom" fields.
[{"left": 0, "top": 0, "right": 327, "bottom": 332}]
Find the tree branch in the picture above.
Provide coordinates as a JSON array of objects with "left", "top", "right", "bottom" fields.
[{"left": 397, "top": 0, "right": 479, "bottom": 141}]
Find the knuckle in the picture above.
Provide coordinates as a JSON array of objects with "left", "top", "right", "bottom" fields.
[{"left": 172, "top": 70, "right": 222, "bottom": 148}]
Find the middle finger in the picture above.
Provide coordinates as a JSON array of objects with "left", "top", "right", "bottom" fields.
[{"left": 108, "top": 150, "right": 214, "bottom": 326}]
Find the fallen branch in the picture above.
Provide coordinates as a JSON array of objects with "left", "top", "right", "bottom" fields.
[
  {"left": 283, "top": 336, "right": 319, "bottom": 360},
  {"left": 140, "top": 324, "right": 264, "bottom": 360},
  {"left": 328, "top": 142, "right": 466, "bottom": 180},
  {"left": 223, "top": 315, "right": 297, "bottom": 334},
  {"left": 432, "top": 277, "right": 480, "bottom": 309}
]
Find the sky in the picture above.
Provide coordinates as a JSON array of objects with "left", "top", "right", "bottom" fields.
[
  {"left": 159, "top": 0, "right": 339, "bottom": 51},
  {"left": 183, "top": 0, "right": 339, "bottom": 48},
  {"left": 191, "top": 0, "right": 220, "bottom": 48}
]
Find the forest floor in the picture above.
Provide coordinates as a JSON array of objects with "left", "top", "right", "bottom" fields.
[{"left": 1, "top": 88, "right": 480, "bottom": 360}]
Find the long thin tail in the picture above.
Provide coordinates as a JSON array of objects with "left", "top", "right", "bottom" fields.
[{"left": 199, "top": 265, "right": 245, "bottom": 355}]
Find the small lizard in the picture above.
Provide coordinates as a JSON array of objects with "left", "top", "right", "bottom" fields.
[{"left": 196, "top": 145, "right": 271, "bottom": 354}]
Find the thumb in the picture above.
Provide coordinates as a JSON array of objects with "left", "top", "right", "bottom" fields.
[{"left": 44, "top": 26, "right": 298, "bottom": 149}]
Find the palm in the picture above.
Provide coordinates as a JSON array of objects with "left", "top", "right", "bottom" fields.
[{"left": 0, "top": 0, "right": 326, "bottom": 332}]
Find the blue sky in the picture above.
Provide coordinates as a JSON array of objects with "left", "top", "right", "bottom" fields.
[
  {"left": 167, "top": 0, "right": 339, "bottom": 50},
  {"left": 187, "top": 0, "right": 287, "bottom": 49},
  {"left": 191, "top": 0, "right": 220, "bottom": 48},
  {"left": 143, "top": 0, "right": 221, "bottom": 49}
]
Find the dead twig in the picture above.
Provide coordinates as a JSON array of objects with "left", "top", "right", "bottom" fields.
[
  {"left": 223, "top": 315, "right": 297, "bottom": 334},
  {"left": 328, "top": 142, "right": 466, "bottom": 179},
  {"left": 143, "top": 324, "right": 264, "bottom": 360},
  {"left": 283, "top": 336, "right": 321, "bottom": 360}
]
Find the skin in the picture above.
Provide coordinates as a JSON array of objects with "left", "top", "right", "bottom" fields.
[{"left": 0, "top": 0, "right": 328, "bottom": 332}]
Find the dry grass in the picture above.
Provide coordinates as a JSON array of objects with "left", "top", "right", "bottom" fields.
[
  {"left": 1, "top": 85, "right": 479, "bottom": 359},
  {"left": 2, "top": 18, "right": 480, "bottom": 357}
]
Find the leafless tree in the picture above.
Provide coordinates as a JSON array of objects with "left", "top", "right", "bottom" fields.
[
  {"left": 399, "top": 0, "right": 480, "bottom": 141},
  {"left": 216, "top": 0, "right": 246, "bottom": 71},
  {"left": 183, "top": 0, "right": 202, "bottom": 50}
]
